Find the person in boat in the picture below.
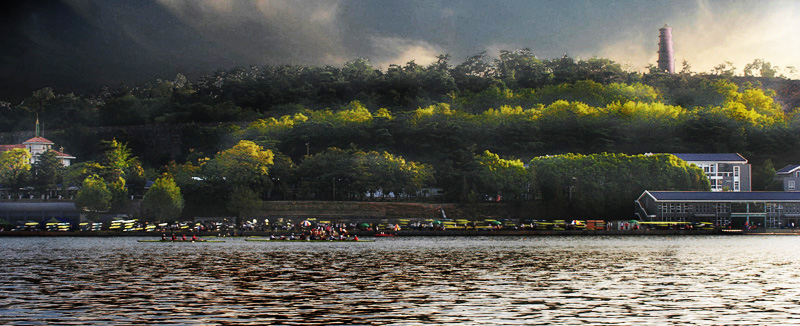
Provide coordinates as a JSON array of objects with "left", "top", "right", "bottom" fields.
[
  {"left": 354, "top": 235, "right": 359, "bottom": 241},
  {"left": 182, "top": 234, "right": 187, "bottom": 241},
  {"left": 171, "top": 233, "right": 177, "bottom": 241},
  {"left": 161, "top": 233, "right": 167, "bottom": 241},
  {"left": 269, "top": 234, "right": 276, "bottom": 240},
  {"left": 192, "top": 233, "right": 198, "bottom": 241}
]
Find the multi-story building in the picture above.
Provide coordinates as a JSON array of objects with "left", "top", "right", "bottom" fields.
[
  {"left": 776, "top": 165, "right": 800, "bottom": 192},
  {"left": 636, "top": 191, "right": 800, "bottom": 228},
  {"left": 671, "top": 153, "right": 750, "bottom": 192}
]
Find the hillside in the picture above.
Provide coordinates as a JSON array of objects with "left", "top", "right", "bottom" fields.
[{"left": 1, "top": 53, "right": 799, "bottom": 219}]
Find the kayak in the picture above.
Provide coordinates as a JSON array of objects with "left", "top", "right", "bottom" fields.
[
  {"left": 373, "top": 233, "right": 396, "bottom": 237},
  {"left": 137, "top": 240, "right": 226, "bottom": 243},
  {"left": 245, "top": 238, "right": 374, "bottom": 242}
]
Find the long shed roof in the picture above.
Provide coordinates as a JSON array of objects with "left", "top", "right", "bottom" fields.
[
  {"left": 0, "top": 202, "right": 78, "bottom": 212},
  {"left": 642, "top": 191, "right": 800, "bottom": 202}
]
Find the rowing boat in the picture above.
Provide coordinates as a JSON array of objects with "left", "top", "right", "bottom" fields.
[
  {"left": 245, "top": 238, "right": 374, "bottom": 242},
  {"left": 137, "top": 240, "right": 226, "bottom": 243}
]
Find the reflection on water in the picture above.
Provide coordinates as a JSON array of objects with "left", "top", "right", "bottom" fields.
[{"left": 2, "top": 236, "right": 800, "bottom": 324}]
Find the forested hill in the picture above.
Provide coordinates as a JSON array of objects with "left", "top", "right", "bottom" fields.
[{"left": 2, "top": 52, "right": 800, "bottom": 180}]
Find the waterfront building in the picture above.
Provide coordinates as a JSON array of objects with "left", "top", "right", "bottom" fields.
[
  {"left": 0, "top": 202, "right": 80, "bottom": 224},
  {"left": 671, "top": 153, "right": 750, "bottom": 192},
  {"left": 775, "top": 164, "right": 800, "bottom": 191},
  {"left": 635, "top": 191, "right": 800, "bottom": 228},
  {"left": 0, "top": 119, "right": 75, "bottom": 166}
]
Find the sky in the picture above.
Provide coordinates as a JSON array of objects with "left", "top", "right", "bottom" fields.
[{"left": 2, "top": 0, "right": 800, "bottom": 100}]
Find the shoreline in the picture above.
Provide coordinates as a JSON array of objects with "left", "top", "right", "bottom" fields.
[{"left": 0, "top": 229, "right": 777, "bottom": 237}]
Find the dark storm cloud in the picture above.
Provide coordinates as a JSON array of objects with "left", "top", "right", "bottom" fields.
[{"left": 2, "top": 0, "right": 799, "bottom": 101}]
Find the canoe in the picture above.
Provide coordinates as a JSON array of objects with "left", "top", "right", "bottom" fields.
[
  {"left": 137, "top": 240, "right": 226, "bottom": 243},
  {"left": 245, "top": 238, "right": 374, "bottom": 242}
]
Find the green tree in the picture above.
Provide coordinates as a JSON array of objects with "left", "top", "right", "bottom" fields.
[
  {"left": 63, "top": 162, "right": 105, "bottom": 194},
  {"left": 101, "top": 138, "right": 137, "bottom": 180},
  {"left": 125, "top": 160, "right": 147, "bottom": 197},
  {"left": 228, "top": 186, "right": 261, "bottom": 219},
  {"left": 142, "top": 174, "right": 185, "bottom": 221},
  {"left": 358, "top": 150, "right": 433, "bottom": 199},
  {"left": 743, "top": 59, "right": 778, "bottom": 78},
  {"left": 74, "top": 175, "right": 112, "bottom": 219},
  {"left": 205, "top": 140, "right": 274, "bottom": 217},
  {"left": 0, "top": 148, "right": 32, "bottom": 197},
  {"left": 475, "top": 150, "right": 529, "bottom": 201},
  {"left": 108, "top": 177, "right": 128, "bottom": 212},
  {"left": 31, "top": 150, "right": 63, "bottom": 196},
  {"left": 295, "top": 147, "right": 361, "bottom": 200},
  {"left": 530, "top": 153, "right": 709, "bottom": 218},
  {"left": 206, "top": 140, "right": 274, "bottom": 190},
  {"left": 712, "top": 61, "right": 736, "bottom": 77},
  {"left": 752, "top": 159, "right": 778, "bottom": 191}
]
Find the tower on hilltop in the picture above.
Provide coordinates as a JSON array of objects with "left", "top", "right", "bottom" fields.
[{"left": 657, "top": 24, "right": 674, "bottom": 74}]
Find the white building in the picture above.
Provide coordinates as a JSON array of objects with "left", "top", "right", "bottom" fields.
[
  {"left": 0, "top": 121, "right": 75, "bottom": 167},
  {"left": 671, "top": 153, "right": 751, "bottom": 192}
]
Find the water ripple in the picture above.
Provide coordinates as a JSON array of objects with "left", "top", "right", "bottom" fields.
[{"left": 2, "top": 236, "right": 800, "bottom": 324}]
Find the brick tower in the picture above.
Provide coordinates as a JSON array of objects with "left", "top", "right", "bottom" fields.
[{"left": 657, "top": 24, "right": 674, "bottom": 74}]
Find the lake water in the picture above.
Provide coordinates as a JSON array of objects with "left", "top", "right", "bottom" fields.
[{"left": 2, "top": 236, "right": 800, "bottom": 325}]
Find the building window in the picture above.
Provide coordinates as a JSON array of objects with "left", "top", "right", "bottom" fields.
[
  {"left": 790, "top": 181, "right": 796, "bottom": 191},
  {"left": 710, "top": 179, "right": 721, "bottom": 191},
  {"left": 733, "top": 166, "right": 740, "bottom": 178},
  {"left": 734, "top": 181, "right": 740, "bottom": 192}
]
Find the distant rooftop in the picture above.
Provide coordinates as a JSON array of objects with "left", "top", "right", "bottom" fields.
[
  {"left": 51, "top": 150, "right": 76, "bottom": 159},
  {"left": 777, "top": 165, "right": 800, "bottom": 174},
  {"left": 0, "top": 144, "right": 25, "bottom": 152},
  {"left": 671, "top": 153, "right": 747, "bottom": 163},
  {"left": 644, "top": 191, "right": 800, "bottom": 202},
  {"left": 23, "top": 137, "right": 54, "bottom": 144}
]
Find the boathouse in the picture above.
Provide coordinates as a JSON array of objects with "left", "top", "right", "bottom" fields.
[
  {"left": 635, "top": 191, "right": 800, "bottom": 228},
  {"left": 0, "top": 202, "right": 80, "bottom": 224}
]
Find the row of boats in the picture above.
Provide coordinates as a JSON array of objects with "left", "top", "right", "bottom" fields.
[
  {"left": 137, "top": 233, "right": 392, "bottom": 243},
  {"left": 137, "top": 238, "right": 375, "bottom": 243}
]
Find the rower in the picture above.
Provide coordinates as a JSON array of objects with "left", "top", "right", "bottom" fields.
[
  {"left": 354, "top": 235, "right": 359, "bottom": 241},
  {"left": 182, "top": 234, "right": 187, "bottom": 241},
  {"left": 192, "top": 234, "right": 198, "bottom": 241},
  {"left": 171, "top": 233, "right": 176, "bottom": 241},
  {"left": 161, "top": 233, "right": 167, "bottom": 241}
]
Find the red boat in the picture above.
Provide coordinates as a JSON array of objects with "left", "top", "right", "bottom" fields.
[{"left": 373, "top": 232, "right": 396, "bottom": 237}]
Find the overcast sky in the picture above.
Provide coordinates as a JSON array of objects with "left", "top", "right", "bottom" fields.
[{"left": 2, "top": 0, "right": 799, "bottom": 100}]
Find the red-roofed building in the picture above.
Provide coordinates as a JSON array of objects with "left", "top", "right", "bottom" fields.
[
  {"left": 0, "top": 144, "right": 25, "bottom": 152},
  {"left": 0, "top": 120, "right": 76, "bottom": 167}
]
